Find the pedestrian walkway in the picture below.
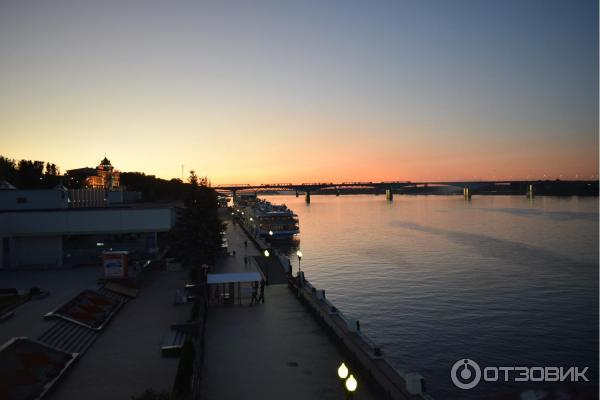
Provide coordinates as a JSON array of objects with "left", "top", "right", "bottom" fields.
[
  {"left": 202, "top": 217, "right": 376, "bottom": 399},
  {"left": 201, "top": 285, "right": 375, "bottom": 400},
  {"left": 214, "top": 220, "right": 261, "bottom": 274},
  {"left": 253, "top": 255, "right": 289, "bottom": 284},
  {"left": 47, "top": 269, "right": 190, "bottom": 400}
]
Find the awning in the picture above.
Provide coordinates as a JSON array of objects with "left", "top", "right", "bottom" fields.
[{"left": 207, "top": 272, "right": 262, "bottom": 285}]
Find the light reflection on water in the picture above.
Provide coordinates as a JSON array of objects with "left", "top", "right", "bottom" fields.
[{"left": 265, "top": 195, "right": 599, "bottom": 399}]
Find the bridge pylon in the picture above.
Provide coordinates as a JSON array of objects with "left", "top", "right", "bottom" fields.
[
  {"left": 305, "top": 191, "right": 311, "bottom": 204},
  {"left": 386, "top": 189, "right": 393, "bottom": 201},
  {"left": 463, "top": 187, "right": 472, "bottom": 200},
  {"left": 526, "top": 184, "right": 535, "bottom": 199}
]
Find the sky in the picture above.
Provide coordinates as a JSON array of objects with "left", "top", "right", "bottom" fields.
[{"left": 0, "top": 0, "right": 598, "bottom": 184}]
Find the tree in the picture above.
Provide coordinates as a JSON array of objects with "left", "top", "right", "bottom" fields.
[
  {"left": 0, "top": 156, "right": 58, "bottom": 188},
  {"left": 188, "top": 170, "right": 198, "bottom": 187},
  {"left": 120, "top": 172, "right": 193, "bottom": 202},
  {"left": 0, "top": 156, "right": 17, "bottom": 183},
  {"left": 17, "top": 160, "right": 44, "bottom": 188},
  {"left": 44, "top": 162, "right": 61, "bottom": 187},
  {"left": 169, "top": 181, "right": 224, "bottom": 267}
]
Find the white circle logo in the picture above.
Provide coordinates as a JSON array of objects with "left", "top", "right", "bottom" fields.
[{"left": 451, "top": 359, "right": 481, "bottom": 389}]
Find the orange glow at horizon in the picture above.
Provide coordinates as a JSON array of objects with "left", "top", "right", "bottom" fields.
[{"left": 2, "top": 114, "right": 597, "bottom": 185}]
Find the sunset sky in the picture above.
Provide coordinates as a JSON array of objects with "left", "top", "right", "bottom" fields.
[{"left": 1, "top": 0, "right": 598, "bottom": 184}]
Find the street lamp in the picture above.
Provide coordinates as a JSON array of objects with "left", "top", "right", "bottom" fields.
[
  {"left": 337, "top": 363, "right": 357, "bottom": 399},
  {"left": 345, "top": 375, "right": 358, "bottom": 394},
  {"left": 296, "top": 250, "right": 303, "bottom": 273},
  {"left": 269, "top": 230, "right": 273, "bottom": 236},
  {"left": 337, "top": 363, "right": 349, "bottom": 379},
  {"left": 264, "top": 249, "right": 270, "bottom": 257}
]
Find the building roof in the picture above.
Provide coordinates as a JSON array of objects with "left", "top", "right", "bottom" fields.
[{"left": 100, "top": 157, "right": 112, "bottom": 166}]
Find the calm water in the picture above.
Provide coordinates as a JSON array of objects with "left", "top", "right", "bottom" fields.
[{"left": 265, "top": 195, "right": 599, "bottom": 399}]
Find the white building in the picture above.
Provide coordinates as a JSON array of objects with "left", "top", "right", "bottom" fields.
[{"left": 0, "top": 187, "right": 175, "bottom": 269}]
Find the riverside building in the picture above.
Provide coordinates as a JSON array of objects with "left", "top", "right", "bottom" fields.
[{"left": 0, "top": 182, "right": 174, "bottom": 269}]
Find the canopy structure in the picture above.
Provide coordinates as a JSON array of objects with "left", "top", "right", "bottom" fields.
[{"left": 207, "top": 272, "right": 262, "bottom": 285}]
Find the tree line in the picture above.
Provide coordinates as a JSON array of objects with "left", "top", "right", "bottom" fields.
[
  {"left": 0, "top": 155, "right": 211, "bottom": 202},
  {"left": 0, "top": 156, "right": 61, "bottom": 189}
]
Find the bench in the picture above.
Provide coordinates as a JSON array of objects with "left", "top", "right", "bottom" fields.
[{"left": 161, "top": 324, "right": 198, "bottom": 357}]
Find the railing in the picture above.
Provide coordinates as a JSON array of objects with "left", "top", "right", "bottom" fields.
[{"left": 289, "top": 273, "right": 433, "bottom": 400}]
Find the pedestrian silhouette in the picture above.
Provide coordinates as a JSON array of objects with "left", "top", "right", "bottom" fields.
[
  {"left": 244, "top": 240, "right": 248, "bottom": 248},
  {"left": 250, "top": 281, "right": 259, "bottom": 305},
  {"left": 258, "top": 279, "right": 265, "bottom": 304}
]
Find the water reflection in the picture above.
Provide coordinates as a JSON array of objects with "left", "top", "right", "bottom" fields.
[
  {"left": 260, "top": 194, "right": 599, "bottom": 399},
  {"left": 268, "top": 237, "right": 300, "bottom": 258}
]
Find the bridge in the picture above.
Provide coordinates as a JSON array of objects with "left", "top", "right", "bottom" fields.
[{"left": 215, "top": 180, "right": 541, "bottom": 202}]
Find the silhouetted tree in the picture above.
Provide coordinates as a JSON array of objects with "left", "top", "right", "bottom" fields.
[
  {"left": 43, "top": 162, "right": 61, "bottom": 187},
  {"left": 169, "top": 180, "right": 224, "bottom": 267},
  {"left": 120, "top": 172, "right": 193, "bottom": 202},
  {"left": 0, "top": 156, "right": 17, "bottom": 183},
  {"left": 188, "top": 170, "right": 198, "bottom": 187}
]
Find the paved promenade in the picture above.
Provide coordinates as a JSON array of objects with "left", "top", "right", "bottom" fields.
[
  {"left": 214, "top": 220, "right": 261, "bottom": 274},
  {"left": 0, "top": 267, "right": 102, "bottom": 346},
  {"left": 1, "top": 266, "right": 190, "bottom": 399},
  {"left": 202, "top": 220, "right": 376, "bottom": 400},
  {"left": 47, "top": 268, "right": 191, "bottom": 400}
]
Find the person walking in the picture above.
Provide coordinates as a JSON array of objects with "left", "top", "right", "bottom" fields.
[
  {"left": 244, "top": 240, "right": 248, "bottom": 248},
  {"left": 250, "top": 281, "right": 259, "bottom": 305},
  {"left": 258, "top": 279, "right": 266, "bottom": 304}
]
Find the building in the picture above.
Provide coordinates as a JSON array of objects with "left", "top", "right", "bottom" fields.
[
  {"left": 67, "top": 157, "right": 120, "bottom": 191},
  {"left": 0, "top": 186, "right": 174, "bottom": 269}
]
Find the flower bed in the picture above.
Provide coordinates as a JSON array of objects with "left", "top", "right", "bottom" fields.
[
  {"left": 0, "top": 337, "right": 77, "bottom": 400},
  {"left": 51, "top": 290, "right": 121, "bottom": 330}
]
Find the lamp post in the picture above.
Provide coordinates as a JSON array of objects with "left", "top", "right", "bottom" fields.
[
  {"left": 337, "top": 363, "right": 348, "bottom": 380},
  {"left": 345, "top": 375, "right": 358, "bottom": 398},
  {"left": 264, "top": 249, "right": 270, "bottom": 257},
  {"left": 337, "top": 363, "right": 357, "bottom": 399},
  {"left": 296, "top": 250, "right": 303, "bottom": 274}
]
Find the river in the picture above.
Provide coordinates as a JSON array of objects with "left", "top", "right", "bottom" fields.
[{"left": 264, "top": 194, "right": 599, "bottom": 399}]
